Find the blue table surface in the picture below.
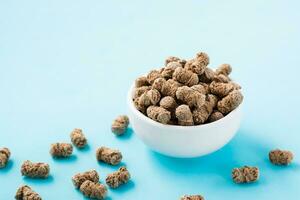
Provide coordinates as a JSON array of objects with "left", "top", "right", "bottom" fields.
[{"left": 1, "top": 0, "right": 300, "bottom": 199}]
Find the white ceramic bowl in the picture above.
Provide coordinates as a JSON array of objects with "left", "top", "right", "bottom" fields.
[{"left": 127, "top": 85, "right": 242, "bottom": 158}]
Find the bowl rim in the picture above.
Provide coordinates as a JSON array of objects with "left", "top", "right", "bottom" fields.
[{"left": 127, "top": 84, "right": 243, "bottom": 130}]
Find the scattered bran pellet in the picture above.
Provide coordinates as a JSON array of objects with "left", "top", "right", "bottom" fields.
[
  {"left": 111, "top": 115, "right": 130, "bottom": 136},
  {"left": 50, "top": 143, "right": 73, "bottom": 158},
  {"left": 80, "top": 180, "right": 107, "bottom": 200},
  {"left": 232, "top": 166, "right": 259, "bottom": 183},
  {"left": 15, "top": 185, "right": 42, "bottom": 200},
  {"left": 70, "top": 128, "right": 87, "bottom": 148},
  {"left": 96, "top": 146, "right": 122, "bottom": 165},
  {"left": 269, "top": 149, "right": 293, "bottom": 165},
  {"left": 0, "top": 147, "right": 10, "bottom": 168},
  {"left": 21, "top": 160, "right": 50, "bottom": 178},
  {"left": 106, "top": 166, "right": 131, "bottom": 188},
  {"left": 72, "top": 169, "right": 100, "bottom": 188}
]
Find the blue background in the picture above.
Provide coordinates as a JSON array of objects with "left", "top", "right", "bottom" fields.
[{"left": 0, "top": 0, "right": 299, "bottom": 199}]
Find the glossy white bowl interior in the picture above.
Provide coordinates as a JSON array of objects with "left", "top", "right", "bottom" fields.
[{"left": 127, "top": 85, "right": 242, "bottom": 158}]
